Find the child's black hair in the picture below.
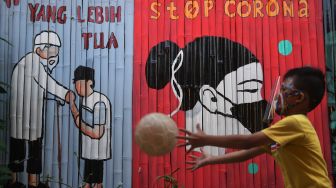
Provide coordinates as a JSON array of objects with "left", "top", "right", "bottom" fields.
[{"left": 284, "top": 66, "right": 325, "bottom": 112}]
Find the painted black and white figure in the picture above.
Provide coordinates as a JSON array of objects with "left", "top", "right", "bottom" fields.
[
  {"left": 146, "top": 36, "right": 267, "bottom": 155},
  {"left": 70, "top": 66, "right": 112, "bottom": 187},
  {"left": 8, "top": 31, "right": 73, "bottom": 187}
]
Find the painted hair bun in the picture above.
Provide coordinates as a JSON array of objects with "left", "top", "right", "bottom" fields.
[
  {"left": 146, "top": 36, "right": 260, "bottom": 111},
  {"left": 145, "top": 41, "right": 180, "bottom": 89}
]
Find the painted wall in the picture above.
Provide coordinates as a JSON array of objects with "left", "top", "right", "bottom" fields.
[
  {"left": 0, "top": 0, "right": 333, "bottom": 188},
  {"left": 0, "top": 0, "right": 133, "bottom": 187},
  {"left": 132, "top": 0, "right": 333, "bottom": 187}
]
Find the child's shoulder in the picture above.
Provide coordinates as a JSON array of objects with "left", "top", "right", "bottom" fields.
[
  {"left": 92, "top": 91, "right": 111, "bottom": 104},
  {"left": 283, "top": 114, "right": 312, "bottom": 129},
  {"left": 275, "top": 114, "right": 308, "bottom": 127},
  {"left": 286, "top": 114, "right": 310, "bottom": 123}
]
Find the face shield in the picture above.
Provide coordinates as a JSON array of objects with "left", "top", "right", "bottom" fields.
[
  {"left": 263, "top": 76, "right": 281, "bottom": 123},
  {"left": 263, "top": 76, "right": 303, "bottom": 120}
]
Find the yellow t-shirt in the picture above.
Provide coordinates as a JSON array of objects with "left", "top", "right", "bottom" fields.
[{"left": 262, "top": 114, "right": 332, "bottom": 188}]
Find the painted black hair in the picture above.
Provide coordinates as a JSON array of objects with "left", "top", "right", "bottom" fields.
[
  {"left": 74, "top": 66, "right": 95, "bottom": 88},
  {"left": 146, "top": 36, "right": 259, "bottom": 111},
  {"left": 284, "top": 66, "right": 325, "bottom": 112}
]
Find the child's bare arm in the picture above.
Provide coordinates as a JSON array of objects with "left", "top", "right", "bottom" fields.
[
  {"left": 178, "top": 124, "right": 274, "bottom": 152},
  {"left": 70, "top": 103, "right": 105, "bottom": 139},
  {"left": 187, "top": 146, "right": 266, "bottom": 171},
  {"left": 74, "top": 116, "right": 105, "bottom": 139}
]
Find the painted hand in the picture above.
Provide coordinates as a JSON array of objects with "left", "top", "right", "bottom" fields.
[
  {"left": 177, "top": 124, "right": 207, "bottom": 153},
  {"left": 65, "top": 90, "right": 76, "bottom": 104},
  {"left": 186, "top": 148, "right": 212, "bottom": 171}
]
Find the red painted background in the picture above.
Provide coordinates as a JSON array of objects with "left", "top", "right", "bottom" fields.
[{"left": 132, "top": 0, "right": 332, "bottom": 187}]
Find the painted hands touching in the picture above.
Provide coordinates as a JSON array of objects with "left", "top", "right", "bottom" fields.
[
  {"left": 65, "top": 90, "right": 76, "bottom": 104},
  {"left": 65, "top": 90, "right": 79, "bottom": 123}
]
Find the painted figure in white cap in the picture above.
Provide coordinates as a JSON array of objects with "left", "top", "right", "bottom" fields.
[{"left": 7, "top": 31, "right": 75, "bottom": 188}]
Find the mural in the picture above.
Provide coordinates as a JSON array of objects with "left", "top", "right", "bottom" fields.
[
  {"left": 145, "top": 37, "right": 267, "bottom": 155},
  {"left": 70, "top": 66, "right": 112, "bottom": 187},
  {"left": 0, "top": 0, "right": 334, "bottom": 188},
  {"left": 133, "top": 0, "right": 333, "bottom": 187},
  {"left": 8, "top": 31, "right": 73, "bottom": 187},
  {"left": 0, "top": 0, "right": 133, "bottom": 188}
]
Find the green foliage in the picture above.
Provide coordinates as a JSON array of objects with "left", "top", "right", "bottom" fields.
[
  {"left": 0, "top": 87, "right": 5, "bottom": 94},
  {"left": 0, "top": 82, "right": 10, "bottom": 88},
  {"left": 155, "top": 168, "right": 184, "bottom": 188},
  {"left": 0, "top": 86, "right": 7, "bottom": 128},
  {"left": 0, "top": 84, "right": 10, "bottom": 185},
  {"left": 0, "top": 120, "right": 5, "bottom": 129},
  {"left": 0, "top": 141, "right": 5, "bottom": 151},
  {"left": 0, "top": 165, "right": 11, "bottom": 185}
]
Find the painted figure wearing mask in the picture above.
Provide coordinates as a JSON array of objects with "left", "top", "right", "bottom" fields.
[
  {"left": 8, "top": 31, "right": 74, "bottom": 188},
  {"left": 145, "top": 36, "right": 268, "bottom": 155}
]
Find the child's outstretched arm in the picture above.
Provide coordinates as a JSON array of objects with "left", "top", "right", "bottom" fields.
[
  {"left": 177, "top": 124, "right": 274, "bottom": 153},
  {"left": 186, "top": 147, "right": 266, "bottom": 171}
]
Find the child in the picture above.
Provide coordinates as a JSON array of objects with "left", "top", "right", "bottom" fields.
[
  {"left": 70, "top": 66, "right": 112, "bottom": 188},
  {"left": 178, "top": 67, "right": 332, "bottom": 188}
]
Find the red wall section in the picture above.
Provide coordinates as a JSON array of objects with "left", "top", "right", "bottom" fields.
[{"left": 132, "top": 1, "right": 332, "bottom": 187}]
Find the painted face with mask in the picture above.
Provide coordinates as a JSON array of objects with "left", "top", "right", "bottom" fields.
[
  {"left": 145, "top": 36, "right": 268, "bottom": 155},
  {"left": 36, "top": 45, "right": 60, "bottom": 72},
  {"left": 34, "top": 31, "right": 62, "bottom": 72},
  {"left": 46, "top": 46, "right": 60, "bottom": 72}
]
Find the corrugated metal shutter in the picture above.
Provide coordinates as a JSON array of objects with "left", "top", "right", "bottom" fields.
[
  {"left": 0, "top": 0, "right": 133, "bottom": 187},
  {"left": 132, "top": 0, "right": 333, "bottom": 187}
]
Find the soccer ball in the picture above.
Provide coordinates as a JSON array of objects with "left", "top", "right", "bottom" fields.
[{"left": 135, "top": 113, "right": 178, "bottom": 156}]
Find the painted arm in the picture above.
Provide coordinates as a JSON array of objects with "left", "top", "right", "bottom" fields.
[
  {"left": 34, "top": 63, "right": 69, "bottom": 103},
  {"left": 187, "top": 146, "right": 266, "bottom": 171},
  {"left": 70, "top": 103, "right": 105, "bottom": 139},
  {"left": 178, "top": 124, "right": 273, "bottom": 152}
]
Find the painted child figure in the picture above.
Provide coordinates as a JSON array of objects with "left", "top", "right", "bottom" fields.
[
  {"left": 178, "top": 67, "right": 332, "bottom": 188},
  {"left": 70, "top": 66, "right": 112, "bottom": 188}
]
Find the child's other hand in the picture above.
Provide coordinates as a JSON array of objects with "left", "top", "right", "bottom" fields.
[
  {"left": 177, "top": 124, "right": 207, "bottom": 153},
  {"left": 186, "top": 148, "right": 211, "bottom": 171},
  {"left": 70, "top": 101, "right": 79, "bottom": 118}
]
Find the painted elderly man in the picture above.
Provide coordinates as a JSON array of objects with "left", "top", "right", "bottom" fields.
[{"left": 7, "top": 31, "right": 75, "bottom": 188}]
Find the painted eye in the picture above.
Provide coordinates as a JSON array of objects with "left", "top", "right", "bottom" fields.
[
  {"left": 237, "top": 80, "right": 262, "bottom": 93},
  {"left": 211, "top": 97, "right": 217, "bottom": 102},
  {"left": 237, "top": 89, "right": 258, "bottom": 93}
]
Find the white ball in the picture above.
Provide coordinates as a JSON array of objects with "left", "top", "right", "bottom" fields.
[{"left": 135, "top": 113, "right": 178, "bottom": 156}]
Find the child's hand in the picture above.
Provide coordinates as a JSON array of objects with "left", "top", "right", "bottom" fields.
[
  {"left": 65, "top": 90, "right": 76, "bottom": 104},
  {"left": 186, "top": 148, "right": 212, "bottom": 171},
  {"left": 177, "top": 124, "right": 207, "bottom": 153}
]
